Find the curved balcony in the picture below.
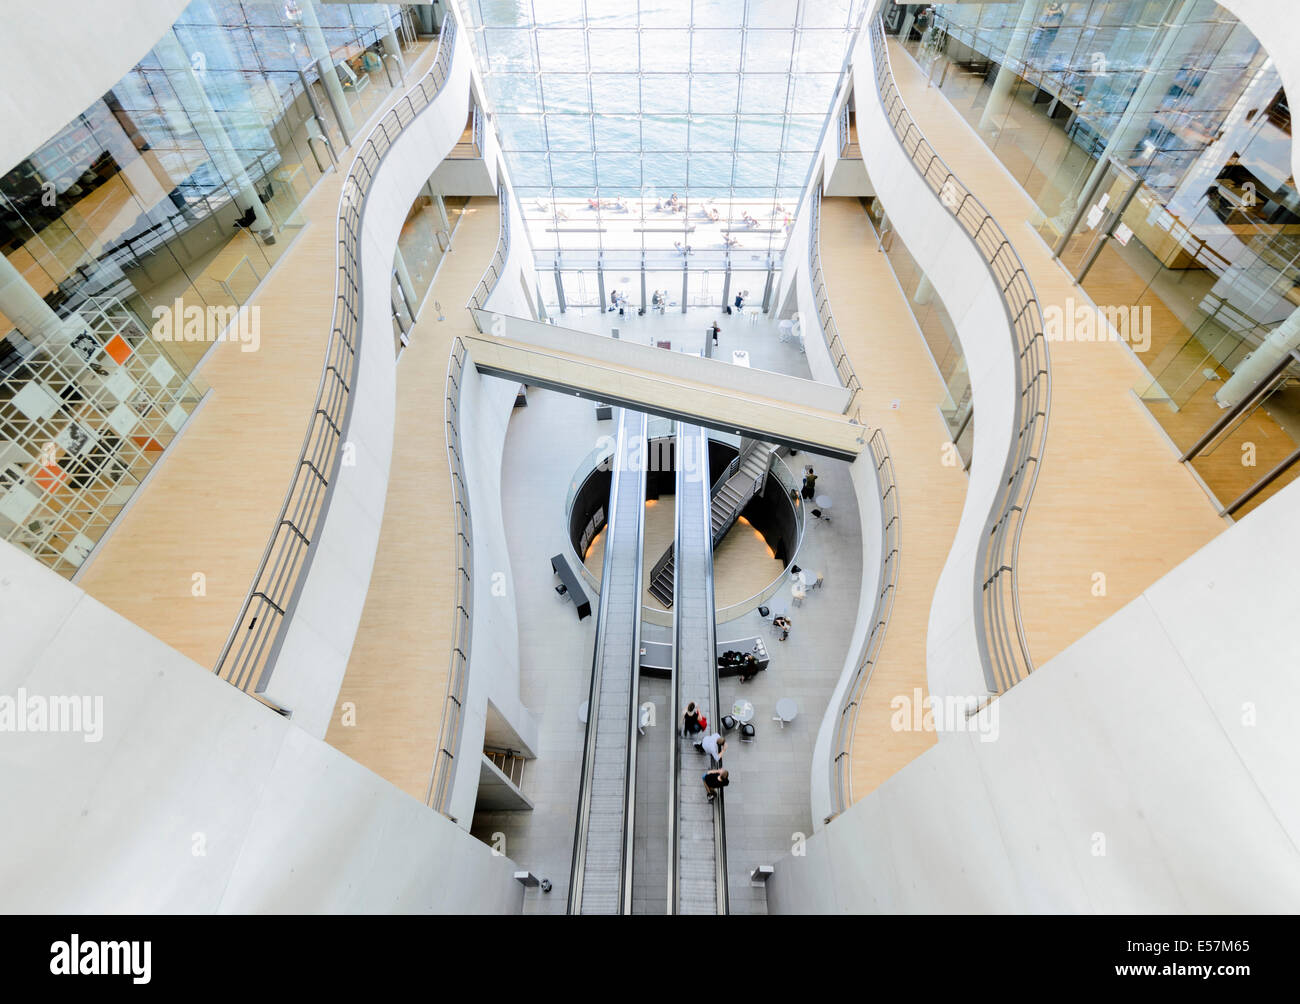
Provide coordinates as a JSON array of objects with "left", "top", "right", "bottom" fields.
[
  {"left": 214, "top": 18, "right": 472, "bottom": 732},
  {"left": 856, "top": 14, "right": 1051, "bottom": 701}
]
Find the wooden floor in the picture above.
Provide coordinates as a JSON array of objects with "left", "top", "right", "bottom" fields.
[
  {"left": 818, "top": 196, "right": 968, "bottom": 800},
  {"left": 885, "top": 40, "right": 1225, "bottom": 670},
  {"left": 78, "top": 41, "right": 446, "bottom": 671},
  {"left": 323, "top": 197, "right": 500, "bottom": 803}
]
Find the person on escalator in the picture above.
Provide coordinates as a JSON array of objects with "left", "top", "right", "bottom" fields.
[
  {"left": 683, "top": 701, "right": 704, "bottom": 737},
  {"left": 695, "top": 731, "right": 726, "bottom": 764},
  {"left": 703, "top": 768, "right": 730, "bottom": 802}
]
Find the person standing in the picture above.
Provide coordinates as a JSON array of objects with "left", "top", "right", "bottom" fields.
[
  {"left": 773, "top": 614, "right": 792, "bottom": 642},
  {"left": 683, "top": 701, "right": 703, "bottom": 738},
  {"left": 801, "top": 467, "right": 817, "bottom": 500},
  {"left": 711, "top": 321, "right": 721, "bottom": 347},
  {"left": 696, "top": 731, "right": 726, "bottom": 763}
]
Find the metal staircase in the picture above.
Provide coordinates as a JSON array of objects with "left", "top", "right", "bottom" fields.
[{"left": 647, "top": 439, "right": 775, "bottom": 608}]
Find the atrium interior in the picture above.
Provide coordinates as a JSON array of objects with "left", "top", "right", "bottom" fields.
[{"left": 2, "top": 0, "right": 1299, "bottom": 919}]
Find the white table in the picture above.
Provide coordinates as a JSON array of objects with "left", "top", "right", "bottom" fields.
[
  {"left": 815, "top": 494, "right": 832, "bottom": 512},
  {"left": 732, "top": 699, "right": 755, "bottom": 724},
  {"left": 731, "top": 349, "right": 750, "bottom": 367},
  {"left": 774, "top": 698, "right": 798, "bottom": 727}
]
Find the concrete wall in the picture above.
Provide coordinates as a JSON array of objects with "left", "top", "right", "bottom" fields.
[
  {"left": 771, "top": 475, "right": 1300, "bottom": 913},
  {"left": 0, "top": 540, "right": 524, "bottom": 913},
  {"left": 266, "top": 24, "right": 475, "bottom": 736},
  {"left": 854, "top": 31, "right": 1019, "bottom": 708}
]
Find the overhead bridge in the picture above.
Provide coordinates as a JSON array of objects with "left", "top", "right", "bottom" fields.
[
  {"left": 568, "top": 408, "right": 648, "bottom": 914},
  {"left": 464, "top": 310, "right": 865, "bottom": 462}
]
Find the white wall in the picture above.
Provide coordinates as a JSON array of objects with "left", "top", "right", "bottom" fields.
[
  {"left": 770, "top": 476, "right": 1300, "bottom": 913},
  {"left": 0, "top": 0, "right": 192, "bottom": 177},
  {"left": 444, "top": 178, "right": 541, "bottom": 827},
  {"left": 266, "top": 25, "right": 476, "bottom": 736},
  {"left": 853, "top": 34, "right": 1019, "bottom": 707},
  {"left": 0, "top": 541, "right": 524, "bottom": 913}
]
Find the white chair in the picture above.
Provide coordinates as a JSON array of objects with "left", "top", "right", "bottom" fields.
[
  {"left": 791, "top": 583, "right": 806, "bottom": 607},
  {"left": 337, "top": 61, "right": 370, "bottom": 96}
]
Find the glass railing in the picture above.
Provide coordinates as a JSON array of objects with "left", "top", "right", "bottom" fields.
[{"left": 213, "top": 20, "right": 459, "bottom": 702}]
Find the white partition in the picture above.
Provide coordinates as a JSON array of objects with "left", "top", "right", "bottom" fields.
[
  {"left": 0, "top": 541, "right": 524, "bottom": 914},
  {"left": 770, "top": 478, "right": 1300, "bottom": 914}
]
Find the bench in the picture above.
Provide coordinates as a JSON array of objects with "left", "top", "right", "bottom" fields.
[{"left": 550, "top": 554, "right": 591, "bottom": 620}]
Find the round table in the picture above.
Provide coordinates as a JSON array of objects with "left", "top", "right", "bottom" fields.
[
  {"left": 732, "top": 699, "right": 755, "bottom": 724},
  {"left": 731, "top": 349, "right": 751, "bottom": 368},
  {"left": 815, "top": 494, "right": 832, "bottom": 510},
  {"left": 774, "top": 698, "right": 798, "bottom": 725}
]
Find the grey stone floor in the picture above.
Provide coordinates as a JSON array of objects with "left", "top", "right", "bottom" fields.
[{"left": 470, "top": 311, "right": 862, "bottom": 915}]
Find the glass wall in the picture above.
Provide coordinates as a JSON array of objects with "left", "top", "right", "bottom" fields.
[
  {"left": 862, "top": 194, "right": 973, "bottom": 464},
  {"left": 0, "top": 2, "right": 425, "bottom": 576},
  {"left": 897, "top": 1, "right": 1300, "bottom": 513},
  {"left": 462, "top": 0, "right": 868, "bottom": 279}
]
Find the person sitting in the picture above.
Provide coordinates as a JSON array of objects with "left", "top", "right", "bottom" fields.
[
  {"left": 742, "top": 211, "right": 759, "bottom": 228},
  {"left": 587, "top": 197, "right": 601, "bottom": 210},
  {"left": 683, "top": 701, "right": 704, "bottom": 738},
  {"left": 708, "top": 206, "right": 721, "bottom": 222},
  {"left": 723, "top": 234, "right": 741, "bottom": 248},
  {"left": 703, "top": 767, "right": 729, "bottom": 802}
]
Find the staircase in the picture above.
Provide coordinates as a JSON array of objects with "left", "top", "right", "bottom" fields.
[{"left": 648, "top": 439, "right": 776, "bottom": 608}]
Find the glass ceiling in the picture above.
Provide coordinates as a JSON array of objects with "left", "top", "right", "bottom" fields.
[{"left": 459, "top": 0, "right": 869, "bottom": 270}]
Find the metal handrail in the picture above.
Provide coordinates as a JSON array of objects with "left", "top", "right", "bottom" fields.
[
  {"left": 826, "top": 427, "right": 900, "bottom": 820},
  {"left": 426, "top": 335, "right": 474, "bottom": 816},
  {"left": 868, "top": 15, "right": 1050, "bottom": 696},
  {"left": 213, "top": 21, "right": 459, "bottom": 702},
  {"left": 809, "top": 188, "right": 863, "bottom": 415},
  {"left": 806, "top": 171, "right": 904, "bottom": 818},
  {"left": 469, "top": 186, "right": 510, "bottom": 317},
  {"left": 425, "top": 163, "right": 512, "bottom": 815}
]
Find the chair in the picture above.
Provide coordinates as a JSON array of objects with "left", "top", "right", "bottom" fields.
[
  {"left": 721, "top": 714, "right": 738, "bottom": 733},
  {"left": 337, "top": 61, "right": 370, "bottom": 96},
  {"left": 791, "top": 584, "right": 806, "bottom": 607},
  {"left": 739, "top": 722, "right": 756, "bottom": 743},
  {"left": 554, "top": 583, "right": 568, "bottom": 599}
]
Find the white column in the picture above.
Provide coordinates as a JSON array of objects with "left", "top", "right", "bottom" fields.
[
  {"left": 381, "top": 6, "right": 406, "bottom": 81},
  {"left": 978, "top": 0, "right": 1040, "bottom": 134},
  {"left": 154, "top": 30, "right": 274, "bottom": 235},
  {"left": 0, "top": 254, "right": 65, "bottom": 344},
  {"left": 1214, "top": 305, "right": 1300, "bottom": 408},
  {"left": 299, "top": 0, "right": 356, "bottom": 146}
]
